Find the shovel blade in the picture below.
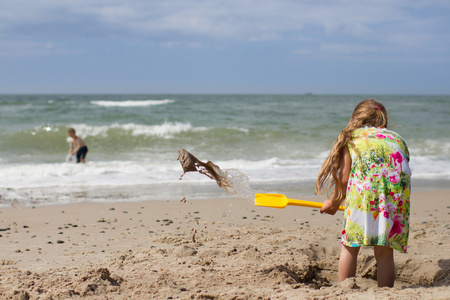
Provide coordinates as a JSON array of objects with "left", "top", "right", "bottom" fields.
[{"left": 254, "top": 193, "right": 288, "bottom": 209}]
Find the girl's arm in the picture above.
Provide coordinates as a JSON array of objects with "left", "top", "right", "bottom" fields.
[{"left": 320, "top": 147, "right": 352, "bottom": 215}]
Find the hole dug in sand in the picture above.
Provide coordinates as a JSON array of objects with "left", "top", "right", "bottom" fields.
[
  {"left": 271, "top": 231, "right": 449, "bottom": 290},
  {"left": 262, "top": 262, "right": 331, "bottom": 289},
  {"left": 80, "top": 268, "right": 124, "bottom": 296},
  {"left": 353, "top": 251, "right": 449, "bottom": 287},
  {"left": 302, "top": 243, "right": 450, "bottom": 288}
]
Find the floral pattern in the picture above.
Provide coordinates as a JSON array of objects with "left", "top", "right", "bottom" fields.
[{"left": 342, "top": 127, "right": 411, "bottom": 253}]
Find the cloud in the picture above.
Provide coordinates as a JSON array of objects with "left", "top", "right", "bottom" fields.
[
  {"left": 320, "top": 43, "right": 379, "bottom": 55},
  {"left": 0, "top": 0, "right": 448, "bottom": 59},
  {"left": 0, "top": 39, "right": 82, "bottom": 57}
]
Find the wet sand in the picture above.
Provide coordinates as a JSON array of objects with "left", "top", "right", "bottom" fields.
[{"left": 0, "top": 190, "right": 448, "bottom": 299}]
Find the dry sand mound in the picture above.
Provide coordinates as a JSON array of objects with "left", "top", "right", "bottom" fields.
[
  {"left": 1, "top": 222, "right": 448, "bottom": 300},
  {"left": 0, "top": 191, "right": 448, "bottom": 299}
]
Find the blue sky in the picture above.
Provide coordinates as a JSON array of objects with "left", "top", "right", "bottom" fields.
[{"left": 0, "top": 0, "right": 449, "bottom": 94}]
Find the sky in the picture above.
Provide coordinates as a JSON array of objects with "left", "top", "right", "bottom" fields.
[{"left": 0, "top": 0, "right": 449, "bottom": 94}]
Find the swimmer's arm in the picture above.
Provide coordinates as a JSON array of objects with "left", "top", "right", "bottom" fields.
[
  {"left": 320, "top": 147, "right": 351, "bottom": 215},
  {"left": 70, "top": 139, "right": 81, "bottom": 155},
  {"left": 69, "top": 140, "right": 74, "bottom": 154}
]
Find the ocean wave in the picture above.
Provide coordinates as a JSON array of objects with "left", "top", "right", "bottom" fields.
[
  {"left": 0, "top": 154, "right": 449, "bottom": 208},
  {"left": 3, "top": 155, "right": 447, "bottom": 191},
  {"left": 0, "top": 157, "right": 315, "bottom": 190},
  {"left": 0, "top": 161, "right": 184, "bottom": 189},
  {"left": 69, "top": 121, "right": 206, "bottom": 138},
  {"left": 90, "top": 99, "right": 175, "bottom": 107},
  {"left": 4, "top": 122, "right": 198, "bottom": 139}
]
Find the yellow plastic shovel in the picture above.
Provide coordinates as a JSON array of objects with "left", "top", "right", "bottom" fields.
[{"left": 254, "top": 193, "right": 345, "bottom": 211}]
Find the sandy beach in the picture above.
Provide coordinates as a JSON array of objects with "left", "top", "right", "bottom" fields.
[{"left": 0, "top": 189, "right": 448, "bottom": 299}]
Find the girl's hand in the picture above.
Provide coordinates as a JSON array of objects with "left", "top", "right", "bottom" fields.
[{"left": 320, "top": 199, "right": 341, "bottom": 215}]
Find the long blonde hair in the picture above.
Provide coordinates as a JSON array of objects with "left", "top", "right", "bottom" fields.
[{"left": 315, "top": 99, "right": 388, "bottom": 201}]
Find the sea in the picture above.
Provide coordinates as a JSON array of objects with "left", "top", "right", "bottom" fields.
[{"left": 0, "top": 94, "right": 449, "bottom": 207}]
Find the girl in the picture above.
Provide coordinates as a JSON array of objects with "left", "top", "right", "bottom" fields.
[{"left": 316, "top": 99, "right": 411, "bottom": 287}]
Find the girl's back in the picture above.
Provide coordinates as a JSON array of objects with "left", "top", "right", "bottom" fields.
[{"left": 344, "top": 127, "right": 411, "bottom": 253}]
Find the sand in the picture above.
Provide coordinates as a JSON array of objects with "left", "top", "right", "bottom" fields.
[{"left": 0, "top": 190, "right": 448, "bottom": 299}]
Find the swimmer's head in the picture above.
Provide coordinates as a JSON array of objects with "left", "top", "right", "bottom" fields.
[{"left": 67, "top": 128, "right": 76, "bottom": 137}]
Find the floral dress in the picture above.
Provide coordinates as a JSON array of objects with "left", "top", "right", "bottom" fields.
[{"left": 342, "top": 127, "right": 411, "bottom": 253}]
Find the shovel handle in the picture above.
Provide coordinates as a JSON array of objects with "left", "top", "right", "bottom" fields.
[{"left": 286, "top": 198, "right": 345, "bottom": 211}]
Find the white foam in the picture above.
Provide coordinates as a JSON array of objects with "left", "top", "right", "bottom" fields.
[
  {"left": 0, "top": 153, "right": 448, "bottom": 207},
  {"left": 214, "top": 157, "right": 279, "bottom": 170},
  {"left": 0, "top": 161, "right": 184, "bottom": 189},
  {"left": 118, "top": 122, "right": 201, "bottom": 137},
  {"left": 409, "top": 155, "right": 450, "bottom": 179},
  {"left": 3, "top": 153, "right": 446, "bottom": 190},
  {"left": 0, "top": 157, "right": 316, "bottom": 190},
  {"left": 91, "top": 99, "right": 175, "bottom": 107},
  {"left": 68, "top": 121, "right": 205, "bottom": 138}
]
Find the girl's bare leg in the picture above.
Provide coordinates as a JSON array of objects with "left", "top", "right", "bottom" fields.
[
  {"left": 374, "top": 245, "right": 395, "bottom": 287},
  {"left": 338, "top": 244, "right": 360, "bottom": 281}
]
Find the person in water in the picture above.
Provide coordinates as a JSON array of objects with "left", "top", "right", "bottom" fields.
[
  {"left": 67, "top": 128, "right": 88, "bottom": 163},
  {"left": 316, "top": 99, "right": 411, "bottom": 287}
]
